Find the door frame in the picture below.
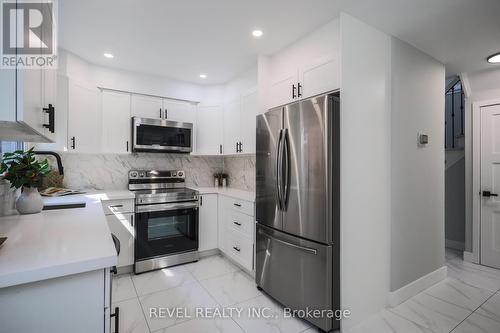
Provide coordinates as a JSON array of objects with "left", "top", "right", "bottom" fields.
[{"left": 471, "top": 97, "right": 500, "bottom": 264}]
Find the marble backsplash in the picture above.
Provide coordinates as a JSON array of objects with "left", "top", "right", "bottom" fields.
[
  {"left": 42, "top": 152, "right": 256, "bottom": 192},
  {"left": 44, "top": 152, "right": 223, "bottom": 191},
  {"left": 223, "top": 155, "right": 256, "bottom": 192}
]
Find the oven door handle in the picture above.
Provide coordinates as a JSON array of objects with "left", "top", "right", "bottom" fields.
[{"left": 136, "top": 201, "right": 199, "bottom": 213}]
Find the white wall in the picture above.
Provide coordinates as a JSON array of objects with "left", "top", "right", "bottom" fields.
[
  {"left": 467, "top": 67, "right": 500, "bottom": 102},
  {"left": 390, "top": 37, "right": 445, "bottom": 291},
  {"left": 340, "top": 13, "right": 391, "bottom": 331},
  {"left": 59, "top": 49, "right": 204, "bottom": 102}
]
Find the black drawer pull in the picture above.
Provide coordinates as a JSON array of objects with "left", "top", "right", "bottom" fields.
[
  {"left": 233, "top": 221, "right": 242, "bottom": 226},
  {"left": 233, "top": 246, "right": 241, "bottom": 252},
  {"left": 110, "top": 306, "right": 119, "bottom": 333},
  {"left": 233, "top": 203, "right": 242, "bottom": 207},
  {"left": 483, "top": 191, "right": 498, "bottom": 197}
]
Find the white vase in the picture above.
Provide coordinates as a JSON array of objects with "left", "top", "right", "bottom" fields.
[{"left": 16, "top": 187, "right": 43, "bottom": 214}]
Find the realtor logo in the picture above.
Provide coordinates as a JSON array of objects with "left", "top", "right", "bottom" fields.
[{"left": 1, "top": 0, "right": 57, "bottom": 68}]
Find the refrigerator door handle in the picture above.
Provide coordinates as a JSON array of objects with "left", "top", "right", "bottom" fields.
[
  {"left": 282, "top": 128, "right": 290, "bottom": 209},
  {"left": 258, "top": 227, "right": 318, "bottom": 255},
  {"left": 276, "top": 129, "right": 284, "bottom": 211}
]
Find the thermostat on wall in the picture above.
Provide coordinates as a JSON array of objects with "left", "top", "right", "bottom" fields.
[{"left": 418, "top": 133, "right": 429, "bottom": 146}]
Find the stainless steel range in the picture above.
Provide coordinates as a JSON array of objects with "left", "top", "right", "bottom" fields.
[{"left": 129, "top": 170, "right": 199, "bottom": 274}]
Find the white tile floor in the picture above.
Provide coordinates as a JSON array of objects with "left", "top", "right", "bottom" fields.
[
  {"left": 111, "top": 255, "right": 311, "bottom": 333},
  {"left": 112, "top": 250, "right": 500, "bottom": 333},
  {"left": 348, "top": 248, "right": 500, "bottom": 333}
]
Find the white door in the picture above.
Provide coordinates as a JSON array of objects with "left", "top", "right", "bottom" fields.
[
  {"left": 198, "top": 194, "right": 218, "bottom": 252},
  {"left": 239, "top": 88, "right": 257, "bottom": 154},
  {"left": 106, "top": 213, "right": 134, "bottom": 267},
  {"left": 131, "top": 94, "right": 163, "bottom": 119},
  {"left": 267, "top": 69, "right": 298, "bottom": 109},
  {"left": 223, "top": 98, "right": 241, "bottom": 155},
  {"left": 196, "top": 105, "right": 223, "bottom": 155},
  {"left": 300, "top": 55, "right": 340, "bottom": 99},
  {"left": 480, "top": 103, "right": 500, "bottom": 269},
  {"left": 102, "top": 90, "right": 131, "bottom": 154},
  {"left": 67, "top": 81, "right": 102, "bottom": 153}
]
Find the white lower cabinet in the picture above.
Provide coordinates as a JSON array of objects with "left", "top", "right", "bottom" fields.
[
  {"left": 198, "top": 194, "right": 218, "bottom": 252},
  {"left": 218, "top": 195, "right": 255, "bottom": 272},
  {"left": 102, "top": 199, "right": 135, "bottom": 268},
  {"left": 0, "top": 269, "right": 108, "bottom": 333}
]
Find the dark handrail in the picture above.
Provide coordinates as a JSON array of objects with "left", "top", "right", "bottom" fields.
[{"left": 33, "top": 151, "right": 64, "bottom": 175}]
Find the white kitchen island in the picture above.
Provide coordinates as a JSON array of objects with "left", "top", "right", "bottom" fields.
[{"left": 0, "top": 192, "right": 129, "bottom": 333}]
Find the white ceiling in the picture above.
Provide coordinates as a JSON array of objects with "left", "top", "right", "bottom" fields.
[
  {"left": 59, "top": 0, "right": 500, "bottom": 84},
  {"left": 59, "top": 0, "right": 342, "bottom": 84}
]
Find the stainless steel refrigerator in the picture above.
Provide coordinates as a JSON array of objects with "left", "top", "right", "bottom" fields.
[{"left": 255, "top": 92, "right": 340, "bottom": 332}]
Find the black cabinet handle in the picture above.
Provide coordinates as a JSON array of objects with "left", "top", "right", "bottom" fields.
[
  {"left": 126, "top": 141, "right": 129, "bottom": 152},
  {"left": 292, "top": 84, "right": 296, "bottom": 99},
  {"left": 110, "top": 306, "right": 119, "bottom": 333},
  {"left": 233, "top": 203, "right": 242, "bottom": 207},
  {"left": 160, "top": 108, "right": 162, "bottom": 118},
  {"left": 233, "top": 246, "right": 241, "bottom": 252},
  {"left": 130, "top": 214, "right": 134, "bottom": 227},
  {"left": 219, "top": 144, "right": 222, "bottom": 154},
  {"left": 297, "top": 83, "right": 302, "bottom": 98},
  {"left": 165, "top": 107, "right": 168, "bottom": 119},
  {"left": 239, "top": 142, "right": 243, "bottom": 153},
  {"left": 70, "top": 136, "right": 76, "bottom": 149},
  {"left": 235, "top": 142, "right": 239, "bottom": 153},
  {"left": 233, "top": 221, "right": 241, "bottom": 226},
  {"left": 200, "top": 196, "right": 203, "bottom": 206},
  {"left": 42, "top": 104, "right": 55, "bottom": 133},
  {"left": 482, "top": 191, "right": 498, "bottom": 197}
]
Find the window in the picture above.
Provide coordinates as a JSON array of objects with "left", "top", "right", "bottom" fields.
[{"left": 0, "top": 141, "right": 23, "bottom": 156}]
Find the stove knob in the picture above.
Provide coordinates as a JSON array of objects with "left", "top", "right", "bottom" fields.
[
  {"left": 139, "top": 172, "right": 145, "bottom": 178},
  {"left": 178, "top": 171, "right": 184, "bottom": 177},
  {"left": 130, "top": 171, "right": 138, "bottom": 178}
]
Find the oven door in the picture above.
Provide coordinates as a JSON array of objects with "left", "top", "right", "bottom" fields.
[
  {"left": 135, "top": 201, "right": 198, "bottom": 262},
  {"left": 133, "top": 117, "right": 193, "bottom": 153}
]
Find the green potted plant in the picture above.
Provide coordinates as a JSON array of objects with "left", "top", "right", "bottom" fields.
[{"left": 0, "top": 148, "right": 50, "bottom": 214}]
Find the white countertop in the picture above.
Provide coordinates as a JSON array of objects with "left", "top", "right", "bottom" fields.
[
  {"left": 0, "top": 193, "right": 119, "bottom": 289},
  {"left": 194, "top": 187, "right": 255, "bottom": 202}
]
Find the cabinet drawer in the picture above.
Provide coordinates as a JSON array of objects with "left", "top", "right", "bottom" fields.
[
  {"left": 224, "top": 229, "right": 253, "bottom": 271},
  {"left": 225, "top": 197, "right": 254, "bottom": 217},
  {"left": 225, "top": 210, "right": 254, "bottom": 239},
  {"left": 102, "top": 199, "right": 134, "bottom": 215}
]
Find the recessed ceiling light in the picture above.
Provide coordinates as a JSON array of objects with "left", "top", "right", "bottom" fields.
[
  {"left": 487, "top": 52, "right": 500, "bottom": 64},
  {"left": 103, "top": 53, "right": 114, "bottom": 59},
  {"left": 199, "top": 74, "right": 207, "bottom": 79},
  {"left": 252, "top": 29, "right": 263, "bottom": 38}
]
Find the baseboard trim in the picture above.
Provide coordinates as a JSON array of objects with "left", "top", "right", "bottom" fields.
[
  {"left": 388, "top": 266, "right": 447, "bottom": 307},
  {"left": 445, "top": 239, "right": 465, "bottom": 251},
  {"left": 463, "top": 251, "right": 478, "bottom": 263}
]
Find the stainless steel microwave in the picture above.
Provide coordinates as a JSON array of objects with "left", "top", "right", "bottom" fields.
[{"left": 132, "top": 117, "right": 193, "bottom": 153}]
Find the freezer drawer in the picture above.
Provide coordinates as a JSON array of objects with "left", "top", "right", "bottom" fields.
[{"left": 255, "top": 224, "right": 338, "bottom": 331}]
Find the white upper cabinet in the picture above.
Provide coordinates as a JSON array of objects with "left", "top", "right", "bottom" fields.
[
  {"left": 131, "top": 94, "right": 163, "bottom": 119},
  {"left": 102, "top": 90, "right": 132, "bottom": 154},
  {"left": 264, "top": 19, "right": 340, "bottom": 110},
  {"left": 299, "top": 55, "right": 340, "bottom": 100},
  {"left": 67, "top": 80, "right": 102, "bottom": 153},
  {"left": 267, "top": 68, "right": 299, "bottom": 109},
  {"left": 196, "top": 105, "right": 223, "bottom": 155},
  {"left": 223, "top": 98, "right": 241, "bottom": 155},
  {"left": 41, "top": 69, "right": 57, "bottom": 141},
  {"left": 17, "top": 69, "right": 44, "bottom": 137},
  {"left": 163, "top": 99, "right": 196, "bottom": 123},
  {"left": 239, "top": 88, "right": 257, "bottom": 154}
]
